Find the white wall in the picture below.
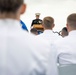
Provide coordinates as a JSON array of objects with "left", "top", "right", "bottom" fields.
[{"left": 21, "top": 0, "right": 76, "bottom": 32}]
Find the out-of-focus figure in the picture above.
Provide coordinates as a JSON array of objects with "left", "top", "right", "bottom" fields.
[
  {"left": 0, "top": 0, "right": 58, "bottom": 75},
  {"left": 55, "top": 13, "right": 76, "bottom": 66}
]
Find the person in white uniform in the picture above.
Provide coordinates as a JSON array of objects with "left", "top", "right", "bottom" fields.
[
  {"left": 0, "top": 0, "right": 58, "bottom": 75},
  {"left": 55, "top": 13, "right": 76, "bottom": 66},
  {"left": 37, "top": 16, "right": 61, "bottom": 43}
]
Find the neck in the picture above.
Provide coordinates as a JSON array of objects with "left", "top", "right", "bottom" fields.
[
  {"left": 0, "top": 13, "right": 20, "bottom": 20},
  {"left": 44, "top": 28, "right": 52, "bottom": 30},
  {"left": 69, "top": 29, "right": 76, "bottom": 32}
]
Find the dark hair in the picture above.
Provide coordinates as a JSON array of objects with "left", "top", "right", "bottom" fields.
[
  {"left": 62, "top": 27, "right": 68, "bottom": 32},
  {"left": 30, "top": 28, "right": 38, "bottom": 35},
  {"left": 67, "top": 13, "right": 76, "bottom": 28},
  {"left": 61, "top": 27, "right": 68, "bottom": 37},
  {"left": 30, "top": 28, "right": 38, "bottom": 33},
  {"left": 0, "top": 0, "right": 24, "bottom": 13},
  {"left": 42, "top": 16, "right": 54, "bottom": 29}
]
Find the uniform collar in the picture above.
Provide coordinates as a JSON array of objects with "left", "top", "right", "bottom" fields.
[
  {"left": 69, "top": 30, "right": 76, "bottom": 36},
  {"left": 43, "top": 30, "right": 53, "bottom": 33},
  {"left": 0, "top": 19, "right": 20, "bottom": 28}
]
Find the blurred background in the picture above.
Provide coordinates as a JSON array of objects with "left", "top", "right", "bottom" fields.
[{"left": 21, "top": 0, "right": 76, "bottom": 31}]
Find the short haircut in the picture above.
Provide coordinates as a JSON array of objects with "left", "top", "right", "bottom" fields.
[
  {"left": 0, "top": 0, "right": 24, "bottom": 13},
  {"left": 67, "top": 13, "right": 76, "bottom": 28},
  {"left": 42, "top": 16, "right": 54, "bottom": 29}
]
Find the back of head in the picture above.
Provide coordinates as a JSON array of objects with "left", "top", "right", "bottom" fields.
[
  {"left": 42, "top": 16, "right": 54, "bottom": 29},
  {"left": 30, "top": 28, "right": 38, "bottom": 35},
  {"left": 67, "top": 13, "right": 76, "bottom": 30},
  {"left": 62, "top": 27, "right": 68, "bottom": 32},
  {"left": 0, "top": 0, "right": 23, "bottom": 13},
  {"left": 61, "top": 27, "right": 68, "bottom": 37}
]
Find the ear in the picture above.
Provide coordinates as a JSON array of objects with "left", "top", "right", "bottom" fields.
[
  {"left": 20, "top": 4, "right": 26, "bottom": 14},
  {"left": 42, "top": 23, "right": 44, "bottom": 28},
  {"left": 52, "top": 24, "right": 55, "bottom": 28},
  {"left": 66, "top": 23, "right": 68, "bottom": 29},
  {"left": 66, "top": 23, "right": 69, "bottom": 32},
  {"left": 42, "top": 21, "right": 44, "bottom": 26},
  {"left": 42, "top": 23, "right": 45, "bottom": 30}
]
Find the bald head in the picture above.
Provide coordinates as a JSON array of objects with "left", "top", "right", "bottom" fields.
[
  {"left": 67, "top": 13, "right": 76, "bottom": 31},
  {"left": 42, "top": 16, "right": 54, "bottom": 30}
]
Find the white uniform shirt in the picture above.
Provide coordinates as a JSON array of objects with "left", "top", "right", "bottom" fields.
[
  {"left": 37, "top": 30, "right": 61, "bottom": 43},
  {"left": 37, "top": 30, "right": 60, "bottom": 74},
  {"left": 55, "top": 30, "right": 76, "bottom": 66},
  {"left": 0, "top": 19, "right": 58, "bottom": 75}
]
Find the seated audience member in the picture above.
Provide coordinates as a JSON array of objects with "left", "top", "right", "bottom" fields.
[
  {"left": 0, "top": 0, "right": 58, "bottom": 75},
  {"left": 55, "top": 13, "right": 76, "bottom": 66},
  {"left": 61, "top": 27, "right": 68, "bottom": 37},
  {"left": 20, "top": 20, "right": 28, "bottom": 31},
  {"left": 30, "top": 28, "right": 38, "bottom": 35},
  {"left": 37, "top": 16, "right": 61, "bottom": 42}
]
